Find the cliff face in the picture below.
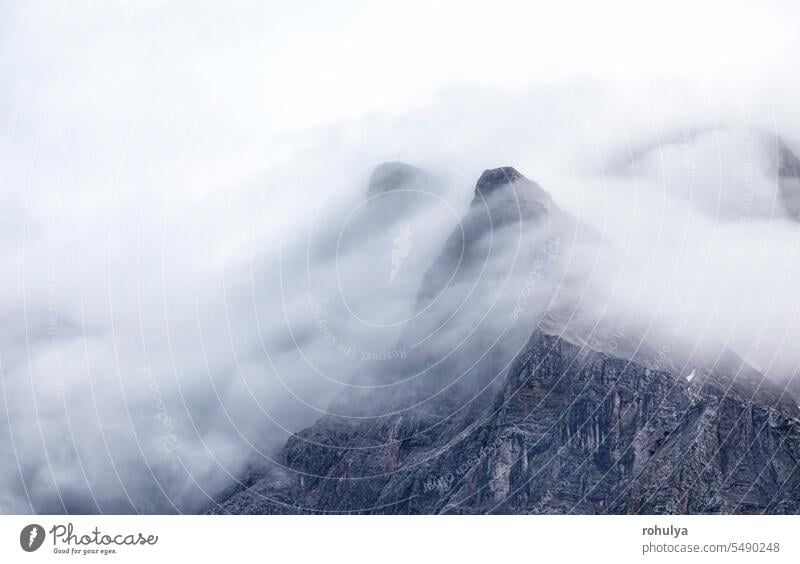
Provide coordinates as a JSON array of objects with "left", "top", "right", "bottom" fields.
[
  {"left": 211, "top": 166, "right": 800, "bottom": 515},
  {"left": 416, "top": 331, "right": 800, "bottom": 514},
  {"left": 212, "top": 327, "right": 800, "bottom": 514}
]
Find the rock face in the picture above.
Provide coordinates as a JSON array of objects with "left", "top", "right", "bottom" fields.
[
  {"left": 415, "top": 165, "right": 556, "bottom": 306},
  {"left": 211, "top": 325, "right": 800, "bottom": 514},
  {"left": 775, "top": 136, "right": 800, "bottom": 218},
  {"left": 210, "top": 167, "right": 800, "bottom": 515},
  {"left": 422, "top": 331, "right": 800, "bottom": 514}
]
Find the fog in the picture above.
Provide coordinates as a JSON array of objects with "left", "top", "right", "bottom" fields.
[{"left": 2, "top": 0, "right": 800, "bottom": 513}]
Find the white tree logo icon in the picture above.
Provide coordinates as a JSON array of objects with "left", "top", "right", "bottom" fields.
[
  {"left": 20, "top": 524, "right": 45, "bottom": 552},
  {"left": 390, "top": 224, "right": 413, "bottom": 282}
]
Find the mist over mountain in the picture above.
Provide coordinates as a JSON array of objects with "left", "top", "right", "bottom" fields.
[
  {"left": 4, "top": 1, "right": 800, "bottom": 516},
  {"left": 609, "top": 126, "right": 800, "bottom": 220},
  {"left": 212, "top": 159, "right": 800, "bottom": 514}
]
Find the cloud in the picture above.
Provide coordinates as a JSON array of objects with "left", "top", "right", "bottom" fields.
[{"left": 2, "top": 0, "right": 800, "bottom": 513}]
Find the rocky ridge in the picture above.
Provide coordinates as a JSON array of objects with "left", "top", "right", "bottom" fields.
[{"left": 210, "top": 165, "right": 800, "bottom": 514}]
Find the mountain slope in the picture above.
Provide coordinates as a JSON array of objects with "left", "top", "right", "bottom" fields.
[
  {"left": 211, "top": 323, "right": 800, "bottom": 514},
  {"left": 210, "top": 166, "right": 800, "bottom": 515}
]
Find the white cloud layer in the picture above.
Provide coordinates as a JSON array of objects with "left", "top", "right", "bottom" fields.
[{"left": 1, "top": 0, "right": 800, "bottom": 513}]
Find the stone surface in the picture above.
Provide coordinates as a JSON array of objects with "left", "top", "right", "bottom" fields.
[
  {"left": 210, "top": 167, "right": 800, "bottom": 515},
  {"left": 211, "top": 325, "right": 800, "bottom": 514}
]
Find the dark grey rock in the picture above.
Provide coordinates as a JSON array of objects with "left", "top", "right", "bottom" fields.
[
  {"left": 774, "top": 136, "right": 800, "bottom": 218},
  {"left": 210, "top": 166, "right": 800, "bottom": 515},
  {"left": 211, "top": 325, "right": 800, "bottom": 514}
]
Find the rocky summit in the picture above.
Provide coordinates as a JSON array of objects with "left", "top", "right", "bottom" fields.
[{"left": 210, "top": 167, "right": 800, "bottom": 515}]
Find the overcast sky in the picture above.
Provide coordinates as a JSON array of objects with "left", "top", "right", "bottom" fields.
[{"left": 2, "top": 0, "right": 800, "bottom": 514}]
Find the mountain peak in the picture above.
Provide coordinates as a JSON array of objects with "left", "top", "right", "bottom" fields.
[
  {"left": 367, "top": 161, "right": 433, "bottom": 196},
  {"left": 474, "top": 166, "right": 525, "bottom": 199},
  {"left": 473, "top": 166, "right": 550, "bottom": 208}
]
